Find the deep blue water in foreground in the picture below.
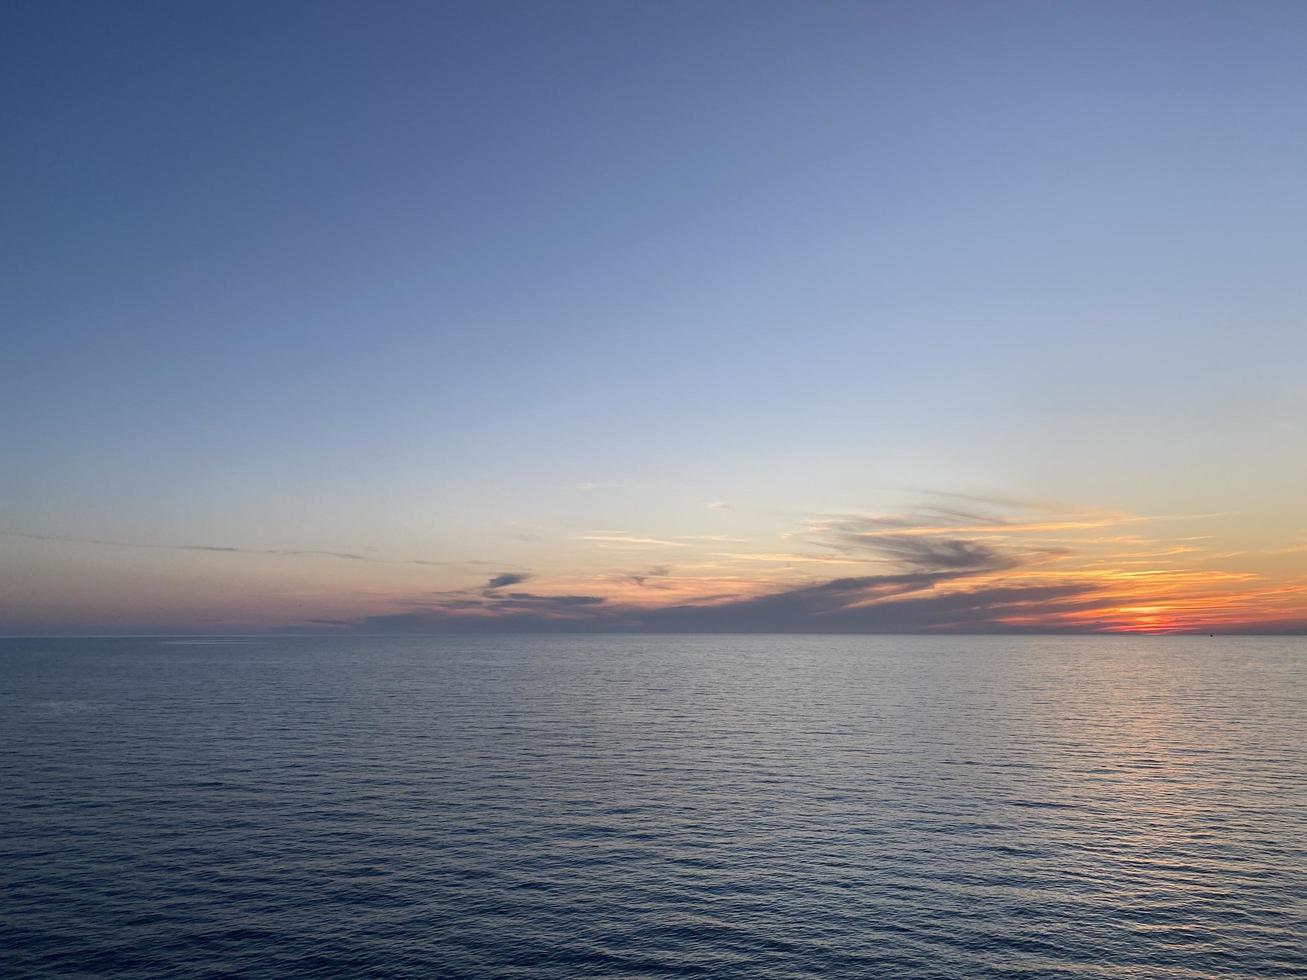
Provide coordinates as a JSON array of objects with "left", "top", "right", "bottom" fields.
[{"left": 2, "top": 635, "right": 1304, "bottom": 978}]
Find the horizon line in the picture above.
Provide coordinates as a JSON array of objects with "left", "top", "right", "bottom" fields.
[{"left": 2, "top": 631, "right": 1303, "bottom": 640}]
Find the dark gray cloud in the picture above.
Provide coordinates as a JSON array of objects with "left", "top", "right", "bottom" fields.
[
  {"left": 623, "top": 565, "right": 672, "bottom": 586},
  {"left": 486, "top": 572, "right": 531, "bottom": 589},
  {"left": 498, "top": 593, "right": 605, "bottom": 607},
  {"left": 349, "top": 591, "right": 608, "bottom": 633},
  {"left": 810, "top": 510, "right": 1070, "bottom": 575},
  {"left": 857, "top": 536, "right": 1017, "bottom": 572},
  {"left": 317, "top": 565, "right": 1116, "bottom": 634},
  {"left": 639, "top": 580, "right": 1102, "bottom": 633}
]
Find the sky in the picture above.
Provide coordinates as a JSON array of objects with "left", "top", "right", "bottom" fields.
[{"left": 2, "top": 0, "right": 1305, "bottom": 635}]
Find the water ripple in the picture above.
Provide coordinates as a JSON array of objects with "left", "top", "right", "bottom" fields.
[{"left": 1, "top": 635, "right": 1304, "bottom": 977}]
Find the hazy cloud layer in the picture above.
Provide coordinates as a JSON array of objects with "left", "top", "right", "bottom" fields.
[
  {"left": 12, "top": 495, "right": 1302, "bottom": 635},
  {"left": 310, "top": 500, "right": 1186, "bottom": 633}
]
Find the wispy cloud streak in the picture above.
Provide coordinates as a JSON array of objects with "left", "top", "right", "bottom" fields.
[{"left": 1, "top": 529, "right": 494, "bottom": 568}]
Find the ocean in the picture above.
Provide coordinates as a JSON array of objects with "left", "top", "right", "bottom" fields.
[{"left": 2, "top": 635, "right": 1304, "bottom": 977}]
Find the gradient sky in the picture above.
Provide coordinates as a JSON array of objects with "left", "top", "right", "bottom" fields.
[{"left": 3, "top": 0, "right": 1305, "bottom": 635}]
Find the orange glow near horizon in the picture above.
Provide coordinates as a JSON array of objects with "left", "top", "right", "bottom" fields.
[{"left": 2, "top": 500, "right": 1304, "bottom": 634}]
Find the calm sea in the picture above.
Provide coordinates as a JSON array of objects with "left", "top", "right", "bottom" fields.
[{"left": 1, "top": 635, "right": 1304, "bottom": 977}]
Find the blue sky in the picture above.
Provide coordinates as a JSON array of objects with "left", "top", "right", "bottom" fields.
[{"left": 2, "top": 1, "right": 1305, "bottom": 633}]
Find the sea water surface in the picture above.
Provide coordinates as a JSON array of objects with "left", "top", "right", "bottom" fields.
[{"left": 1, "top": 635, "right": 1304, "bottom": 977}]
